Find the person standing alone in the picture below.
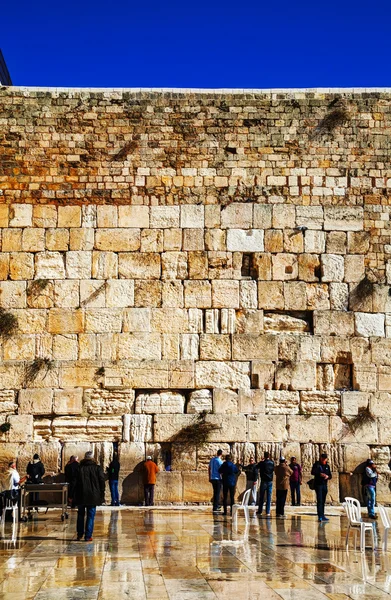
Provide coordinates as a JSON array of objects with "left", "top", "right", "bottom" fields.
[
  {"left": 209, "top": 449, "right": 223, "bottom": 513},
  {"left": 107, "top": 452, "right": 121, "bottom": 506},
  {"left": 257, "top": 452, "right": 275, "bottom": 518},
  {"left": 74, "top": 451, "right": 105, "bottom": 541},
  {"left": 143, "top": 456, "right": 159, "bottom": 506},
  {"left": 363, "top": 459, "right": 378, "bottom": 519},
  {"left": 311, "top": 453, "right": 332, "bottom": 522},
  {"left": 289, "top": 456, "right": 302, "bottom": 506},
  {"left": 218, "top": 454, "right": 239, "bottom": 516},
  {"left": 275, "top": 457, "right": 292, "bottom": 518},
  {"left": 64, "top": 455, "right": 79, "bottom": 508}
]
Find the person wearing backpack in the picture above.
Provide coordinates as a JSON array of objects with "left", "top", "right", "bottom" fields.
[
  {"left": 256, "top": 452, "right": 275, "bottom": 517},
  {"left": 362, "top": 459, "right": 378, "bottom": 519},
  {"left": 311, "top": 453, "right": 332, "bottom": 522},
  {"left": 107, "top": 452, "right": 121, "bottom": 506}
]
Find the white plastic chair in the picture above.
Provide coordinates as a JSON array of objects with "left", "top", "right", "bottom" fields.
[
  {"left": 232, "top": 488, "right": 251, "bottom": 526},
  {"left": 344, "top": 496, "right": 376, "bottom": 552},
  {"left": 378, "top": 505, "right": 391, "bottom": 551}
]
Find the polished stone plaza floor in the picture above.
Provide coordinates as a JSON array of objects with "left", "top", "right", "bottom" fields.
[{"left": 0, "top": 506, "right": 390, "bottom": 599}]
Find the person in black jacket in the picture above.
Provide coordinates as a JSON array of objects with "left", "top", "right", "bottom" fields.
[
  {"left": 64, "top": 455, "right": 80, "bottom": 508},
  {"left": 26, "top": 453, "right": 45, "bottom": 508},
  {"left": 256, "top": 452, "right": 274, "bottom": 517},
  {"left": 218, "top": 454, "right": 239, "bottom": 516},
  {"left": 74, "top": 451, "right": 105, "bottom": 541},
  {"left": 107, "top": 452, "right": 120, "bottom": 506},
  {"left": 311, "top": 453, "right": 332, "bottom": 522},
  {"left": 241, "top": 457, "right": 258, "bottom": 506}
]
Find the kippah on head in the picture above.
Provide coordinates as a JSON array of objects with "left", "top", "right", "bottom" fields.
[
  {"left": 146, "top": 455, "right": 152, "bottom": 460},
  {"left": 85, "top": 451, "right": 93, "bottom": 459}
]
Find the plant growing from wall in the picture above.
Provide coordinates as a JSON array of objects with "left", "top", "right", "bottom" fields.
[
  {"left": 27, "top": 279, "right": 50, "bottom": 298},
  {"left": 0, "top": 422, "right": 11, "bottom": 434},
  {"left": 169, "top": 411, "right": 218, "bottom": 451},
  {"left": 342, "top": 407, "right": 376, "bottom": 436},
  {"left": 0, "top": 308, "right": 18, "bottom": 340},
  {"left": 311, "top": 107, "right": 350, "bottom": 139},
  {"left": 24, "top": 357, "right": 54, "bottom": 386}
]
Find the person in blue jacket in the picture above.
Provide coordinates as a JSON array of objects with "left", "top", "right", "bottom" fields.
[{"left": 218, "top": 454, "right": 239, "bottom": 516}]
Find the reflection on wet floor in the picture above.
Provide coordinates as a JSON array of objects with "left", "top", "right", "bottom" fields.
[{"left": 0, "top": 507, "right": 390, "bottom": 599}]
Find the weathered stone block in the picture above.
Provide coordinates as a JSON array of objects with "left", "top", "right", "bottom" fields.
[
  {"left": 7, "top": 415, "right": 33, "bottom": 442},
  {"left": 257, "top": 281, "right": 284, "bottom": 310},
  {"left": 119, "top": 252, "right": 160, "bottom": 279},
  {"left": 84, "top": 388, "right": 134, "bottom": 415},
  {"left": 314, "top": 311, "right": 354, "bottom": 337},
  {"left": 118, "top": 205, "right": 149, "bottom": 228},
  {"left": 251, "top": 362, "right": 275, "bottom": 390},
  {"left": 355, "top": 312, "right": 385, "bottom": 338},
  {"left": 35, "top": 252, "right": 65, "bottom": 279},
  {"left": 232, "top": 334, "right": 278, "bottom": 361},
  {"left": 238, "top": 389, "right": 265, "bottom": 413},
  {"left": 0, "top": 390, "right": 17, "bottom": 414},
  {"left": 321, "top": 254, "right": 344, "bottom": 282},
  {"left": 287, "top": 416, "right": 330, "bottom": 443},
  {"left": 53, "top": 388, "right": 83, "bottom": 415},
  {"left": 221, "top": 204, "right": 252, "bottom": 229},
  {"left": 19, "top": 388, "right": 53, "bottom": 415},
  {"left": 248, "top": 415, "right": 287, "bottom": 442},
  {"left": 118, "top": 332, "right": 161, "bottom": 360},
  {"left": 195, "top": 361, "right": 250, "bottom": 389},
  {"left": 272, "top": 254, "right": 298, "bottom": 281},
  {"left": 227, "top": 229, "right": 264, "bottom": 252},
  {"left": 135, "top": 391, "right": 185, "bottom": 414},
  {"left": 330, "top": 415, "right": 378, "bottom": 444},
  {"left": 266, "top": 390, "right": 300, "bottom": 414},
  {"left": 324, "top": 206, "right": 364, "bottom": 231},
  {"left": 213, "top": 388, "right": 238, "bottom": 413},
  {"left": 199, "top": 334, "right": 231, "bottom": 360},
  {"left": 274, "top": 361, "right": 316, "bottom": 391},
  {"left": 48, "top": 309, "right": 84, "bottom": 334},
  {"left": 187, "top": 389, "right": 213, "bottom": 414},
  {"left": 300, "top": 391, "right": 340, "bottom": 415}
]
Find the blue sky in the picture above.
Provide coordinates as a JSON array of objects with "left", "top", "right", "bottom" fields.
[{"left": 2, "top": 0, "right": 390, "bottom": 88}]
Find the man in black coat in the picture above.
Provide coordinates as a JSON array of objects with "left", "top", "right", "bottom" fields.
[
  {"left": 256, "top": 451, "right": 275, "bottom": 517},
  {"left": 311, "top": 453, "right": 332, "bottom": 522},
  {"left": 64, "top": 455, "right": 80, "bottom": 508},
  {"left": 74, "top": 451, "right": 105, "bottom": 541}
]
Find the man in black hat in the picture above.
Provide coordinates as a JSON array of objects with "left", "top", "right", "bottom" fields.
[{"left": 311, "top": 453, "right": 332, "bottom": 522}]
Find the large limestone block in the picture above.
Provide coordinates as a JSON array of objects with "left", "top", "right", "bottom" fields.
[
  {"left": 87, "top": 417, "right": 122, "bottom": 441},
  {"left": 9, "top": 204, "right": 33, "bottom": 227},
  {"left": 18, "top": 388, "right": 53, "bottom": 415},
  {"left": 213, "top": 388, "right": 238, "bottom": 413},
  {"left": 123, "top": 414, "right": 153, "bottom": 442},
  {"left": 153, "top": 414, "right": 196, "bottom": 442},
  {"left": 265, "top": 391, "right": 300, "bottom": 414},
  {"left": 353, "top": 364, "right": 377, "bottom": 392},
  {"left": 211, "top": 280, "right": 239, "bottom": 309},
  {"left": 370, "top": 393, "right": 391, "bottom": 417},
  {"left": 195, "top": 361, "right": 250, "bottom": 389},
  {"left": 274, "top": 361, "right": 316, "bottom": 391},
  {"left": 33, "top": 205, "right": 57, "bottom": 228},
  {"left": 287, "top": 416, "right": 330, "bottom": 443},
  {"left": 0, "top": 281, "right": 26, "bottom": 308},
  {"left": 238, "top": 389, "right": 265, "bottom": 414},
  {"left": 106, "top": 280, "right": 134, "bottom": 308},
  {"left": 324, "top": 206, "right": 364, "bottom": 231},
  {"left": 154, "top": 472, "right": 183, "bottom": 503},
  {"left": 341, "top": 391, "right": 368, "bottom": 416},
  {"left": 54, "top": 280, "right": 79, "bottom": 308},
  {"left": 355, "top": 312, "right": 385, "bottom": 338},
  {"left": 161, "top": 252, "right": 188, "bottom": 280},
  {"left": 119, "top": 252, "right": 161, "bottom": 279},
  {"left": 344, "top": 444, "right": 370, "bottom": 472},
  {"left": 150, "top": 308, "right": 187, "bottom": 333},
  {"left": 3, "top": 335, "right": 35, "bottom": 361},
  {"left": 221, "top": 203, "right": 253, "bottom": 229},
  {"left": 135, "top": 391, "right": 185, "bottom": 414},
  {"left": 248, "top": 415, "right": 287, "bottom": 442},
  {"left": 321, "top": 254, "right": 344, "bottom": 282},
  {"left": 258, "top": 282, "right": 284, "bottom": 310},
  {"left": 251, "top": 362, "right": 275, "bottom": 390},
  {"left": 0, "top": 390, "right": 17, "bottom": 414},
  {"left": 181, "top": 205, "right": 204, "bottom": 229},
  {"left": 300, "top": 391, "right": 340, "bottom": 415},
  {"left": 92, "top": 251, "right": 118, "bottom": 279},
  {"left": 7, "top": 415, "right": 33, "bottom": 442},
  {"left": 123, "top": 308, "right": 151, "bottom": 333},
  {"left": 48, "top": 309, "right": 84, "bottom": 334},
  {"left": 187, "top": 389, "right": 213, "bottom": 414},
  {"left": 0, "top": 364, "right": 23, "bottom": 390},
  {"left": 9, "top": 252, "right": 34, "bottom": 280},
  {"left": 344, "top": 255, "right": 365, "bottom": 283},
  {"left": 53, "top": 388, "right": 83, "bottom": 415},
  {"left": 199, "top": 334, "right": 231, "bottom": 360},
  {"left": 118, "top": 206, "right": 149, "bottom": 228},
  {"left": 84, "top": 388, "right": 134, "bottom": 415},
  {"left": 53, "top": 334, "right": 78, "bottom": 360},
  {"left": 184, "top": 281, "right": 212, "bottom": 308},
  {"left": 330, "top": 415, "right": 378, "bottom": 444},
  {"left": 95, "top": 228, "right": 140, "bottom": 252},
  {"left": 372, "top": 339, "right": 391, "bottom": 366},
  {"left": 204, "top": 414, "right": 247, "bottom": 442},
  {"left": 65, "top": 251, "right": 92, "bottom": 279},
  {"left": 59, "top": 366, "right": 98, "bottom": 388},
  {"left": 180, "top": 333, "right": 199, "bottom": 360},
  {"left": 52, "top": 417, "right": 88, "bottom": 440},
  {"left": 85, "top": 309, "right": 122, "bottom": 332},
  {"left": 296, "top": 206, "right": 324, "bottom": 230},
  {"left": 284, "top": 282, "right": 307, "bottom": 310},
  {"left": 57, "top": 206, "right": 81, "bottom": 228},
  {"left": 378, "top": 419, "right": 391, "bottom": 444},
  {"left": 182, "top": 473, "right": 213, "bottom": 502},
  {"left": 172, "top": 443, "right": 197, "bottom": 471},
  {"left": 35, "top": 252, "right": 65, "bottom": 279},
  {"left": 235, "top": 309, "right": 263, "bottom": 334},
  {"left": 150, "top": 206, "right": 180, "bottom": 228},
  {"left": 226, "top": 229, "right": 264, "bottom": 252},
  {"left": 272, "top": 254, "right": 298, "bottom": 281},
  {"left": 313, "top": 311, "right": 354, "bottom": 337},
  {"left": 118, "top": 442, "right": 145, "bottom": 472},
  {"left": 119, "top": 332, "right": 161, "bottom": 360},
  {"left": 126, "top": 361, "right": 170, "bottom": 389},
  {"left": 232, "top": 334, "right": 278, "bottom": 361},
  {"left": 239, "top": 282, "right": 258, "bottom": 310}
]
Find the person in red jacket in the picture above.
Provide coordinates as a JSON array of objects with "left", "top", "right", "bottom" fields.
[{"left": 143, "top": 456, "right": 159, "bottom": 506}]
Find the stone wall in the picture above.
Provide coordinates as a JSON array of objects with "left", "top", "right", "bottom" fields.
[{"left": 0, "top": 87, "right": 391, "bottom": 503}]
